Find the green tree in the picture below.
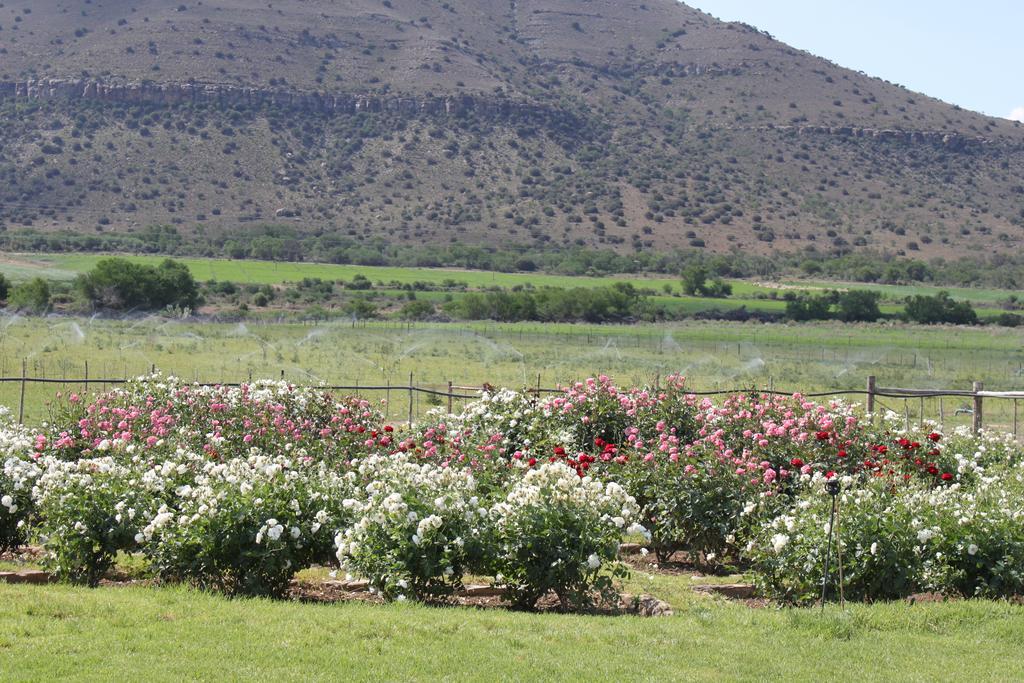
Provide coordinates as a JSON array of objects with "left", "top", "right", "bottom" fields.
[
  {"left": 0, "top": 273, "right": 9, "bottom": 301},
  {"left": 785, "top": 293, "right": 834, "bottom": 321},
  {"left": 681, "top": 265, "right": 708, "bottom": 296},
  {"left": 8, "top": 278, "right": 51, "bottom": 314},
  {"left": 398, "top": 300, "right": 435, "bottom": 320},
  {"left": 836, "top": 290, "right": 882, "bottom": 322},
  {"left": 904, "top": 291, "right": 978, "bottom": 325},
  {"left": 76, "top": 258, "right": 198, "bottom": 311}
]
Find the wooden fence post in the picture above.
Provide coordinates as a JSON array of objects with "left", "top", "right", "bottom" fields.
[
  {"left": 1014, "top": 399, "right": 1019, "bottom": 441},
  {"left": 18, "top": 359, "right": 26, "bottom": 425},
  {"left": 972, "top": 381, "right": 983, "bottom": 433},
  {"left": 866, "top": 375, "right": 876, "bottom": 419},
  {"left": 408, "top": 372, "right": 414, "bottom": 427},
  {"left": 447, "top": 380, "right": 453, "bottom": 415}
]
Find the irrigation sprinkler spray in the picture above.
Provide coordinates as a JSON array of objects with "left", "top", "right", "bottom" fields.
[{"left": 820, "top": 478, "right": 841, "bottom": 611}]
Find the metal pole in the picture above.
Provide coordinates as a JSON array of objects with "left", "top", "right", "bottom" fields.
[
  {"left": 447, "top": 380, "right": 453, "bottom": 415},
  {"left": 919, "top": 396, "right": 924, "bottom": 428},
  {"left": 821, "top": 492, "right": 838, "bottom": 610},
  {"left": 83, "top": 360, "right": 89, "bottom": 397},
  {"left": 18, "top": 359, "right": 26, "bottom": 425},
  {"left": 973, "top": 381, "right": 983, "bottom": 433},
  {"left": 408, "top": 372, "right": 414, "bottom": 427}
]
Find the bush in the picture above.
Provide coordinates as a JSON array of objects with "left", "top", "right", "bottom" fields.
[
  {"left": 749, "top": 477, "right": 925, "bottom": 604},
  {"left": 144, "top": 455, "right": 353, "bottom": 598},
  {"left": 8, "top": 277, "right": 51, "bottom": 314},
  {"left": 75, "top": 257, "right": 199, "bottom": 311},
  {"left": 618, "top": 450, "right": 752, "bottom": 564},
  {"left": 34, "top": 457, "right": 151, "bottom": 586},
  {"left": 487, "top": 463, "right": 641, "bottom": 610},
  {"left": 337, "top": 454, "right": 485, "bottom": 601},
  {"left": 924, "top": 469, "right": 1024, "bottom": 597},
  {"left": 750, "top": 469, "right": 1024, "bottom": 604},
  {"left": 904, "top": 291, "right": 977, "bottom": 325},
  {"left": 0, "top": 416, "right": 39, "bottom": 552}
]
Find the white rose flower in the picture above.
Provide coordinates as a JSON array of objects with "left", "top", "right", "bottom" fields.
[
  {"left": 967, "top": 544, "right": 979, "bottom": 556},
  {"left": 771, "top": 533, "right": 789, "bottom": 553},
  {"left": 587, "top": 553, "right": 601, "bottom": 569}
]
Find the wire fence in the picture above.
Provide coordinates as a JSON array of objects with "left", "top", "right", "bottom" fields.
[{"left": 0, "top": 363, "right": 1019, "bottom": 439}]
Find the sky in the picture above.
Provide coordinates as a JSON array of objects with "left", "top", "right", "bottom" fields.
[{"left": 688, "top": 1, "right": 1024, "bottom": 122}]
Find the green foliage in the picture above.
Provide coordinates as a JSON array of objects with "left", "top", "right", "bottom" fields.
[
  {"left": 8, "top": 277, "right": 51, "bottom": 314},
  {"left": 681, "top": 265, "right": 731, "bottom": 298},
  {"left": 397, "top": 299, "right": 435, "bottom": 320},
  {"left": 337, "top": 455, "right": 485, "bottom": 602},
  {"left": 446, "top": 283, "right": 641, "bottom": 323},
  {"left": 145, "top": 457, "right": 352, "bottom": 598},
  {"left": 621, "top": 453, "right": 751, "bottom": 564},
  {"left": 487, "top": 464, "right": 638, "bottom": 611},
  {"left": 34, "top": 458, "right": 153, "bottom": 586},
  {"left": 836, "top": 290, "right": 882, "bottom": 322},
  {"left": 785, "top": 290, "right": 880, "bottom": 322},
  {"left": 904, "top": 291, "right": 978, "bottom": 325},
  {"left": 0, "top": 273, "right": 10, "bottom": 301},
  {"left": 76, "top": 258, "right": 199, "bottom": 311},
  {"left": 785, "top": 292, "right": 835, "bottom": 321}
]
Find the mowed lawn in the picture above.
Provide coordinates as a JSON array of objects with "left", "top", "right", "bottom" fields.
[{"left": 1, "top": 583, "right": 1023, "bottom": 681}]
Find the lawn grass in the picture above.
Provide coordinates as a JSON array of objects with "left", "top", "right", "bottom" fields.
[{"left": 1, "top": 582, "right": 1022, "bottom": 681}]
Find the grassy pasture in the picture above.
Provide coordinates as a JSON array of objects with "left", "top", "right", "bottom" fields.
[
  {"left": 2, "top": 253, "right": 1018, "bottom": 313},
  {"left": 1, "top": 582, "right": 1023, "bottom": 682},
  {"left": 0, "top": 316, "right": 1021, "bottom": 432}
]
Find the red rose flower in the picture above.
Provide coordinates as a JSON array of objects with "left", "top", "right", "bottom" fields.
[
  {"left": 941, "top": 472, "right": 953, "bottom": 481},
  {"left": 790, "top": 457, "right": 804, "bottom": 467},
  {"left": 928, "top": 432, "right": 941, "bottom": 442}
]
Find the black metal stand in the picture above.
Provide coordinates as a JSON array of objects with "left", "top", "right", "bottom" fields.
[{"left": 820, "top": 479, "right": 841, "bottom": 611}]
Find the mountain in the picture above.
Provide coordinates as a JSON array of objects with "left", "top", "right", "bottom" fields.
[{"left": 1, "top": 0, "right": 1022, "bottom": 261}]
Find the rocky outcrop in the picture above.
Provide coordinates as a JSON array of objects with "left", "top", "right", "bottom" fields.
[
  {"left": 763, "top": 123, "right": 995, "bottom": 152},
  {"left": 0, "top": 78, "right": 570, "bottom": 122}
]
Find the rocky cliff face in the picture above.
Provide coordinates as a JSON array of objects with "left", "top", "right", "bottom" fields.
[
  {"left": 0, "top": 78, "right": 559, "bottom": 119},
  {"left": 1, "top": 78, "right": 1001, "bottom": 153}
]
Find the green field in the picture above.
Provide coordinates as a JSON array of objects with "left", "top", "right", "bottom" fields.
[
  {"left": 2, "top": 253, "right": 1019, "bottom": 314},
  {"left": 1, "top": 583, "right": 1023, "bottom": 682},
  {"left": 0, "top": 316, "right": 1021, "bottom": 433}
]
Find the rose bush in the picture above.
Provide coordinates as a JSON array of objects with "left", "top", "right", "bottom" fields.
[
  {"left": 487, "top": 462, "right": 643, "bottom": 610},
  {"left": 142, "top": 453, "right": 355, "bottom": 597},
  {"left": 336, "top": 454, "right": 485, "bottom": 601},
  {"left": 0, "top": 412, "right": 38, "bottom": 552},
  {"left": 9, "top": 373, "right": 1023, "bottom": 608},
  {"left": 33, "top": 457, "right": 153, "bottom": 585}
]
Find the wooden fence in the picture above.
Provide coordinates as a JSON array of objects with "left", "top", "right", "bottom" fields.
[{"left": 0, "top": 365, "right": 1020, "bottom": 438}]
